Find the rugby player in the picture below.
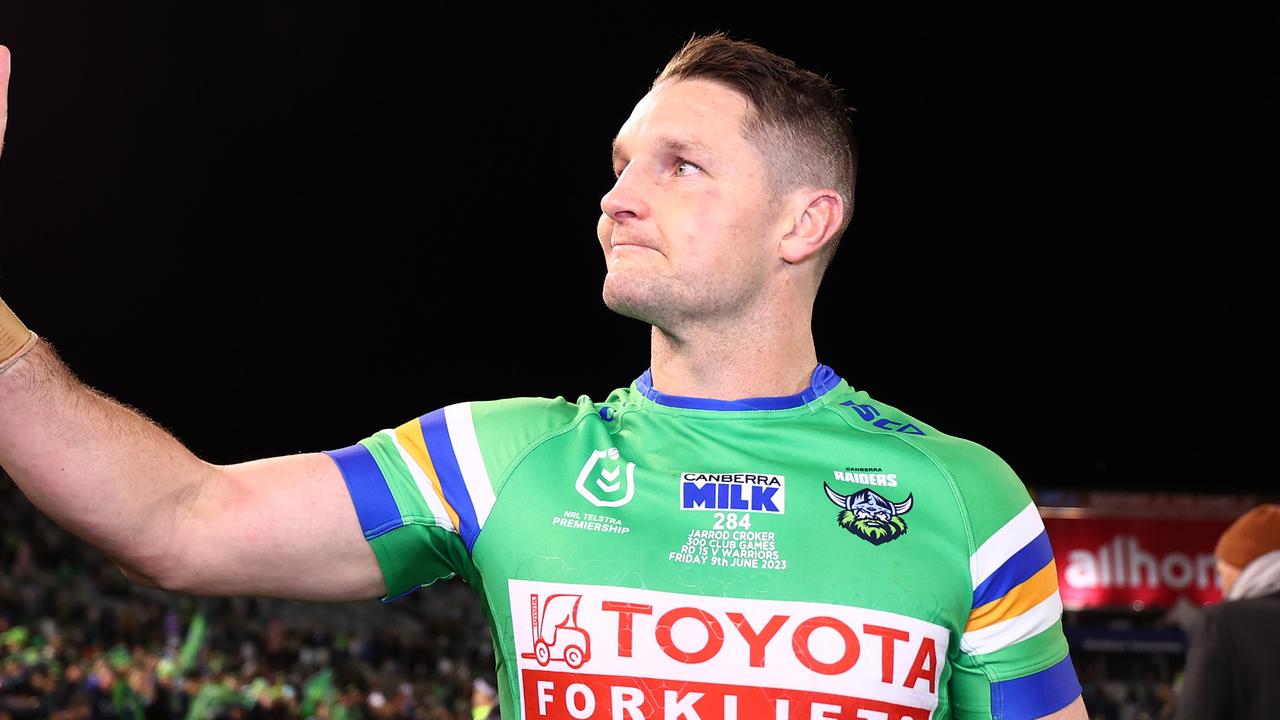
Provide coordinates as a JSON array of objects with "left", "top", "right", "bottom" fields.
[{"left": 1, "top": 35, "right": 1086, "bottom": 719}]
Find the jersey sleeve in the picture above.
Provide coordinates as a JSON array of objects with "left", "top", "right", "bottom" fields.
[
  {"left": 943, "top": 439, "right": 1082, "bottom": 719},
  {"left": 323, "top": 396, "right": 581, "bottom": 603}
]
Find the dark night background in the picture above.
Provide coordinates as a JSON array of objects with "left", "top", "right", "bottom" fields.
[{"left": 0, "top": 7, "right": 1275, "bottom": 494}]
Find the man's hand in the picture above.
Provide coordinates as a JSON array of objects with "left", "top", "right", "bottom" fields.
[{"left": 1, "top": 45, "right": 10, "bottom": 159}]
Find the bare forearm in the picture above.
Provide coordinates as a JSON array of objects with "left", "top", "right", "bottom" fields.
[{"left": 0, "top": 337, "right": 215, "bottom": 584}]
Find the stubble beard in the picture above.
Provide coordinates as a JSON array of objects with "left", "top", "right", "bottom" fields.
[
  {"left": 601, "top": 263, "right": 759, "bottom": 336},
  {"left": 601, "top": 267, "right": 677, "bottom": 328}
]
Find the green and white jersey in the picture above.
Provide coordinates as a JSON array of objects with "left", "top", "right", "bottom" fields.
[{"left": 323, "top": 364, "right": 1080, "bottom": 720}]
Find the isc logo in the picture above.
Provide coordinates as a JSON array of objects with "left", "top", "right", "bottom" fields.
[{"left": 680, "top": 473, "right": 785, "bottom": 514}]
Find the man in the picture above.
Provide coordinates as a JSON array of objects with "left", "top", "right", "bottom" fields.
[
  {"left": 1176, "top": 504, "right": 1280, "bottom": 719},
  {"left": 0, "top": 33, "right": 1086, "bottom": 719}
]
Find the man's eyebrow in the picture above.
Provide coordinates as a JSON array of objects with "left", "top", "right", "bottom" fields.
[{"left": 611, "top": 135, "right": 714, "bottom": 167}]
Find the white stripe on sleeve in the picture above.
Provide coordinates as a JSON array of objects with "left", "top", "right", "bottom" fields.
[
  {"left": 445, "top": 402, "right": 497, "bottom": 529},
  {"left": 970, "top": 502, "right": 1045, "bottom": 590}
]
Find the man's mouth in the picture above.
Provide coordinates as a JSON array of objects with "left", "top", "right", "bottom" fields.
[{"left": 611, "top": 238, "right": 657, "bottom": 251}]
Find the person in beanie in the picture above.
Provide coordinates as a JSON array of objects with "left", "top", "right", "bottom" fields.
[{"left": 1176, "top": 503, "right": 1280, "bottom": 719}]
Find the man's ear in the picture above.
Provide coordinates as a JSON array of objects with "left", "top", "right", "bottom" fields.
[{"left": 778, "top": 189, "right": 843, "bottom": 265}]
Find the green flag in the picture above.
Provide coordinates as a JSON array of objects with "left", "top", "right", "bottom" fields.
[
  {"left": 300, "top": 668, "right": 336, "bottom": 718},
  {"left": 177, "top": 603, "right": 207, "bottom": 674},
  {"left": 184, "top": 680, "right": 243, "bottom": 720}
]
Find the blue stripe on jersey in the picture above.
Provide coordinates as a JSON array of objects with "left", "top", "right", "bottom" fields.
[
  {"left": 973, "top": 530, "right": 1055, "bottom": 608},
  {"left": 992, "top": 653, "right": 1081, "bottom": 720},
  {"left": 634, "top": 363, "right": 842, "bottom": 410},
  {"left": 420, "top": 409, "right": 481, "bottom": 552},
  {"left": 323, "top": 445, "right": 403, "bottom": 539}
]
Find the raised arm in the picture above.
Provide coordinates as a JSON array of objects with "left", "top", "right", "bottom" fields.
[{"left": 0, "top": 46, "right": 385, "bottom": 601}]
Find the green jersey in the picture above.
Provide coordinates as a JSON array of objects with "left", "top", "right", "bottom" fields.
[{"left": 323, "top": 364, "right": 1080, "bottom": 720}]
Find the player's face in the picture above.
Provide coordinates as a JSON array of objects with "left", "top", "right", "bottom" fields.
[{"left": 598, "top": 79, "right": 781, "bottom": 327}]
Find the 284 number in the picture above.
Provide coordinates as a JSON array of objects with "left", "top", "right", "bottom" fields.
[{"left": 711, "top": 512, "right": 751, "bottom": 529}]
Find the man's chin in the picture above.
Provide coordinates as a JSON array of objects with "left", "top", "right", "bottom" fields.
[{"left": 601, "top": 275, "right": 662, "bottom": 325}]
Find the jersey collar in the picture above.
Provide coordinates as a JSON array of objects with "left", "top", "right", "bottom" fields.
[{"left": 632, "top": 364, "right": 843, "bottom": 411}]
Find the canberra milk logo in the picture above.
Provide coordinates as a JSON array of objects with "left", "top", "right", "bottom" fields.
[
  {"left": 680, "top": 472, "right": 785, "bottom": 513},
  {"left": 576, "top": 448, "right": 636, "bottom": 508},
  {"left": 824, "top": 485, "right": 914, "bottom": 546}
]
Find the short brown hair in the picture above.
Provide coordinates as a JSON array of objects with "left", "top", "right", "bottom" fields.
[{"left": 653, "top": 31, "right": 858, "bottom": 280}]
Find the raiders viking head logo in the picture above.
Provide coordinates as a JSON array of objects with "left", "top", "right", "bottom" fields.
[{"left": 824, "top": 485, "right": 914, "bottom": 546}]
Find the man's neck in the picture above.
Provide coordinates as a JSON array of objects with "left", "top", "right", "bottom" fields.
[{"left": 647, "top": 310, "right": 819, "bottom": 402}]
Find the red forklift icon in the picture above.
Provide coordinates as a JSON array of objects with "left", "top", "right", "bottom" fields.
[{"left": 519, "top": 593, "right": 592, "bottom": 669}]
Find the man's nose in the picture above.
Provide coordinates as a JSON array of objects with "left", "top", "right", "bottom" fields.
[{"left": 600, "top": 167, "right": 647, "bottom": 222}]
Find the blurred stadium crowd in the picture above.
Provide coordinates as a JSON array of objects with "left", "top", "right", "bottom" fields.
[{"left": 0, "top": 471, "right": 499, "bottom": 720}]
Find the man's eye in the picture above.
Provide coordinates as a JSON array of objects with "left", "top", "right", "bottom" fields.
[
  {"left": 609, "top": 160, "right": 700, "bottom": 179},
  {"left": 675, "top": 160, "right": 702, "bottom": 175}
]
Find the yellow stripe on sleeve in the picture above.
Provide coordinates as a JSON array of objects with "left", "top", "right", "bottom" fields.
[
  {"left": 965, "top": 559, "right": 1060, "bottom": 633},
  {"left": 395, "top": 418, "right": 462, "bottom": 533}
]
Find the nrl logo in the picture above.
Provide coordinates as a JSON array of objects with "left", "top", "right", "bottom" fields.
[
  {"left": 824, "top": 485, "right": 914, "bottom": 546},
  {"left": 576, "top": 448, "right": 636, "bottom": 508}
]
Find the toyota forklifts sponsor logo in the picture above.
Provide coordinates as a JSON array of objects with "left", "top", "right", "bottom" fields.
[
  {"left": 521, "top": 594, "right": 591, "bottom": 669},
  {"left": 509, "top": 579, "right": 947, "bottom": 720},
  {"left": 576, "top": 448, "right": 635, "bottom": 508},
  {"left": 679, "top": 472, "right": 785, "bottom": 513}
]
